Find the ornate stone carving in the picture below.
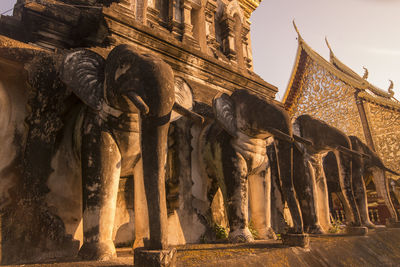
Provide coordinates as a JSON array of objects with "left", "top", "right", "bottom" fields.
[
  {"left": 365, "top": 102, "right": 400, "bottom": 180},
  {"left": 289, "top": 57, "right": 366, "bottom": 143}
]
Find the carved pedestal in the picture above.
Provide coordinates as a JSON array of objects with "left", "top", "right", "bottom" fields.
[
  {"left": 386, "top": 220, "right": 400, "bottom": 228},
  {"left": 345, "top": 226, "right": 368, "bottom": 236},
  {"left": 134, "top": 247, "right": 177, "bottom": 267},
  {"left": 281, "top": 233, "right": 310, "bottom": 248}
]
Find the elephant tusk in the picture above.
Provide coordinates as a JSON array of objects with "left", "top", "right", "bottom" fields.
[
  {"left": 126, "top": 91, "right": 150, "bottom": 115},
  {"left": 293, "top": 134, "right": 313, "bottom": 146},
  {"left": 336, "top": 145, "right": 368, "bottom": 158},
  {"left": 383, "top": 167, "right": 400, "bottom": 176},
  {"left": 173, "top": 102, "right": 204, "bottom": 124},
  {"left": 336, "top": 145, "right": 358, "bottom": 157},
  {"left": 360, "top": 153, "right": 371, "bottom": 159},
  {"left": 266, "top": 128, "right": 294, "bottom": 143}
]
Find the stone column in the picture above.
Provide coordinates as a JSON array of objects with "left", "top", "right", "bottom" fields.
[
  {"left": 136, "top": 0, "right": 148, "bottom": 24},
  {"left": 220, "top": 15, "right": 236, "bottom": 62},
  {"left": 204, "top": 0, "right": 219, "bottom": 54},
  {"left": 170, "top": 0, "right": 183, "bottom": 40},
  {"left": 242, "top": 23, "right": 253, "bottom": 69},
  {"left": 147, "top": 0, "right": 161, "bottom": 27},
  {"left": 181, "top": 0, "right": 193, "bottom": 39},
  {"left": 181, "top": 0, "right": 200, "bottom": 48}
]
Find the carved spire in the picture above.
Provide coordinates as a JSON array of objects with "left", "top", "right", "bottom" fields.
[
  {"left": 388, "top": 80, "right": 394, "bottom": 97},
  {"left": 362, "top": 66, "right": 369, "bottom": 80}
]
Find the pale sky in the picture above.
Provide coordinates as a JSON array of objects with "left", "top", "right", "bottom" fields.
[{"left": 1, "top": 0, "right": 400, "bottom": 100}]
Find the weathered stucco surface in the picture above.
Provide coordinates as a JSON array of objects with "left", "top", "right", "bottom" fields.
[
  {"left": 9, "top": 228, "right": 400, "bottom": 266},
  {"left": 0, "top": 67, "right": 28, "bottom": 213}
]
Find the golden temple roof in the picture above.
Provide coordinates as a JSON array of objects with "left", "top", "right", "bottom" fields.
[{"left": 283, "top": 23, "right": 400, "bottom": 112}]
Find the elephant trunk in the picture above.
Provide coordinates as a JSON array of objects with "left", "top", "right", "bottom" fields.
[
  {"left": 371, "top": 168, "right": 399, "bottom": 221},
  {"left": 141, "top": 116, "right": 170, "bottom": 249}
]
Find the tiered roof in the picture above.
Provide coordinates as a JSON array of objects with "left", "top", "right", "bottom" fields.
[{"left": 283, "top": 22, "right": 400, "bottom": 112}]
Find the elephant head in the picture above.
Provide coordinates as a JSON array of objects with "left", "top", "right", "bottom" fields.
[
  {"left": 212, "top": 90, "right": 303, "bottom": 236},
  {"left": 349, "top": 136, "right": 399, "bottom": 223},
  {"left": 61, "top": 45, "right": 201, "bottom": 254}
]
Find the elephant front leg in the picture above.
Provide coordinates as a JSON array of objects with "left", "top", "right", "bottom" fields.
[
  {"left": 223, "top": 152, "right": 253, "bottom": 242},
  {"left": 310, "top": 154, "right": 331, "bottom": 233},
  {"left": 276, "top": 141, "right": 303, "bottom": 233},
  {"left": 248, "top": 165, "right": 276, "bottom": 240},
  {"left": 334, "top": 151, "right": 361, "bottom": 227},
  {"left": 80, "top": 125, "right": 121, "bottom": 260},
  {"left": 296, "top": 155, "right": 324, "bottom": 234},
  {"left": 352, "top": 166, "right": 375, "bottom": 228}
]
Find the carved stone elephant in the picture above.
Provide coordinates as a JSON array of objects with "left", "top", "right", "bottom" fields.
[
  {"left": 324, "top": 135, "right": 399, "bottom": 228},
  {"left": 390, "top": 178, "right": 400, "bottom": 216},
  {"left": 292, "top": 114, "right": 363, "bottom": 234},
  {"left": 61, "top": 44, "right": 200, "bottom": 259},
  {"left": 198, "top": 89, "right": 303, "bottom": 242}
]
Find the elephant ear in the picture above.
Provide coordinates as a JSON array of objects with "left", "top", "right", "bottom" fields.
[
  {"left": 171, "top": 77, "right": 194, "bottom": 122},
  {"left": 213, "top": 93, "right": 237, "bottom": 137},
  {"left": 61, "top": 50, "right": 105, "bottom": 111}
]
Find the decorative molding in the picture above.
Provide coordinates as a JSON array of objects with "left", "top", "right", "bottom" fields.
[{"left": 238, "top": 0, "right": 261, "bottom": 22}]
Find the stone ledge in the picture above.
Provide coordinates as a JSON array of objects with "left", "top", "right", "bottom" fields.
[{"left": 8, "top": 229, "right": 400, "bottom": 267}]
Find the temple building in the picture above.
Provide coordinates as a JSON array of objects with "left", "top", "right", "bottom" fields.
[
  {"left": 0, "top": 0, "right": 277, "bottom": 264},
  {"left": 2, "top": 1, "right": 400, "bottom": 265},
  {"left": 283, "top": 24, "right": 400, "bottom": 223}
]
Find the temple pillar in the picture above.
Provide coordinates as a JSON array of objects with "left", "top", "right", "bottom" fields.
[
  {"left": 181, "top": 0, "right": 200, "bottom": 48},
  {"left": 204, "top": 0, "right": 219, "bottom": 55},
  {"left": 220, "top": 15, "right": 236, "bottom": 62},
  {"left": 147, "top": 0, "right": 161, "bottom": 27},
  {"left": 242, "top": 22, "right": 253, "bottom": 69}
]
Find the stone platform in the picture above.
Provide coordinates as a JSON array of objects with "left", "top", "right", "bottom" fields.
[{"left": 4, "top": 228, "right": 400, "bottom": 266}]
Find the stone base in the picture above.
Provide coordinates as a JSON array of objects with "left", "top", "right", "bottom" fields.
[
  {"left": 1, "top": 237, "right": 80, "bottom": 265},
  {"left": 78, "top": 241, "right": 116, "bottom": 261},
  {"left": 345, "top": 226, "right": 368, "bottom": 236},
  {"left": 281, "top": 233, "right": 310, "bottom": 248},
  {"left": 134, "top": 247, "right": 177, "bottom": 267},
  {"left": 386, "top": 221, "right": 400, "bottom": 228},
  {"left": 372, "top": 224, "right": 387, "bottom": 232}
]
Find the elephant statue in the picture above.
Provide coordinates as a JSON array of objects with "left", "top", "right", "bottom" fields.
[
  {"left": 198, "top": 89, "right": 304, "bottom": 242},
  {"left": 324, "top": 135, "right": 400, "bottom": 228},
  {"left": 292, "top": 114, "right": 363, "bottom": 234},
  {"left": 61, "top": 44, "right": 201, "bottom": 260},
  {"left": 390, "top": 178, "right": 400, "bottom": 216}
]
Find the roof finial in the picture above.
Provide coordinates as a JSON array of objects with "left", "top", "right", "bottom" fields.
[
  {"left": 325, "top": 37, "right": 334, "bottom": 54},
  {"left": 292, "top": 20, "right": 302, "bottom": 40},
  {"left": 325, "top": 37, "right": 336, "bottom": 62},
  {"left": 362, "top": 66, "right": 369, "bottom": 80},
  {"left": 388, "top": 80, "right": 394, "bottom": 97}
]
